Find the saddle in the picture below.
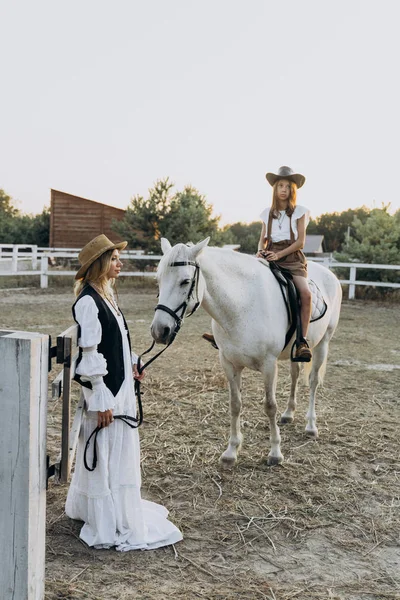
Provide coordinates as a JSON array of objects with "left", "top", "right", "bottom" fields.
[{"left": 260, "top": 260, "right": 327, "bottom": 361}]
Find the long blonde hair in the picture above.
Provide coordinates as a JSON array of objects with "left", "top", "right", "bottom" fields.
[
  {"left": 74, "top": 249, "right": 116, "bottom": 297},
  {"left": 270, "top": 181, "right": 297, "bottom": 218}
]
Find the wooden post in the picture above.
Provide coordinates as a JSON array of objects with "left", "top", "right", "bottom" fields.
[
  {"left": 12, "top": 244, "right": 18, "bottom": 273},
  {"left": 349, "top": 266, "right": 357, "bottom": 300},
  {"left": 32, "top": 245, "right": 38, "bottom": 270},
  {"left": 0, "top": 330, "right": 48, "bottom": 600},
  {"left": 40, "top": 255, "right": 48, "bottom": 288}
]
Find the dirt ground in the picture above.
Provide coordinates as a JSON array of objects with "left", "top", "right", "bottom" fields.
[{"left": 0, "top": 285, "right": 399, "bottom": 600}]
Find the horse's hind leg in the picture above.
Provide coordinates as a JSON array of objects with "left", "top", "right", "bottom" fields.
[
  {"left": 281, "top": 361, "right": 301, "bottom": 424},
  {"left": 263, "top": 359, "right": 284, "bottom": 466},
  {"left": 305, "top": 335, "right": 330, "bottom": 438},
  {"left": 219, "top": 356, "right": 243, "bottom": 467}
]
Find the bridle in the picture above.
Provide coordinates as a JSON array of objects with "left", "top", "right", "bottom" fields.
[{"left": 154, "top": 260, "right": 201, "bottom": 342}]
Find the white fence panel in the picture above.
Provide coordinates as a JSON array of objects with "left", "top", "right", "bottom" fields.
[{"left": 1, "top": 245, "right": 400, "bottom": 297}]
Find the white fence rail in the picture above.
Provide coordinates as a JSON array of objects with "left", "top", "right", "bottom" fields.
[{"left": 1, "top": 245, "right": 400, "bottom": 299}]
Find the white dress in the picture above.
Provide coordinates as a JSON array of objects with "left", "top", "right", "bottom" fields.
[{"left": 65, "top": 294, "right": 183, "bottom": 551}]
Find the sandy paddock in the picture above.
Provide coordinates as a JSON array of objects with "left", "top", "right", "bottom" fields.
[{"left": 0, "top": 287, "right": 399, "bottom": 600}]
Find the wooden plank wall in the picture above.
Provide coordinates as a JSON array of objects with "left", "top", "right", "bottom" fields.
[{"left": 50, "top": 189, "right": 126, "bottom": 248}]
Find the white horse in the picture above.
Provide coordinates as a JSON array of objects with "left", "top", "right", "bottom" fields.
[{"left": 151, "top": 238, "right": 342, "bottom": 466}]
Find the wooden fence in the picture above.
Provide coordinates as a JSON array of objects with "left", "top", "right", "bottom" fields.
[{"left": 1, "top": 244, "right": 400, "bottom": 299}]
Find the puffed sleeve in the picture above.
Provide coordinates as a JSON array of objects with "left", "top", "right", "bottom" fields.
[
  {"left": 74, "top": 295, "right": 115, "bottom": 412},
  {"left": 293, "top": 205, "right": 311, "bottom": 227},
  {"left": 260, "top": 207, "right": 270, "bottom": 225}
]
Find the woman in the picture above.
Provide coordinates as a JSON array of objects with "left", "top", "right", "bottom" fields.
[
  {"left": 256, "top": 166, "right": 312, "bottom": 361},
  {"left": 65, "top": 234, "right": 183, "bottom": 551}
]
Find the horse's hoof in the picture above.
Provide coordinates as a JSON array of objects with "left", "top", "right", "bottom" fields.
[
  {"left": 305, "top": 429, "right": 319, "bottom": 439},
  {"left": 280, "top": 415, "right": 294, "bottom": 424},
  {"left": 219, "top": 454, "right": 237, "bottom": 468},
  {"left": 266, "top": 454, "right": 284, "bottom": 467}
]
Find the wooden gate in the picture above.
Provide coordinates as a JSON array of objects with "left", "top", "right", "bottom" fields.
[{"left": 48, "top": 324, "right": 83, "bottom": 483}]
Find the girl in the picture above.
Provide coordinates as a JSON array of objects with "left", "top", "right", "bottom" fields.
[
  {"left": 257, "top": 166, "right": 312, "bottom": 361},
  {"left": 66, "top": 234, "right": 183, "bottom": 551}
]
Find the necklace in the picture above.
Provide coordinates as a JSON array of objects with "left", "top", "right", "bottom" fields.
[
  {"left": 90, "top": 282, "right": 121, "bottom": 316},
  {"left": 277, "top": 210, "right": 286, "bottom": 229}
]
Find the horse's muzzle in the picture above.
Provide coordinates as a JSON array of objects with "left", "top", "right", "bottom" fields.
[{"left": 150, "top": 321, "right": 174, "bottom": 345}]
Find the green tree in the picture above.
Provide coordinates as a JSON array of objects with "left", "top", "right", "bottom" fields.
[
  {"left": 308, "top": 207, "right": 370, "bottom": 252},
  {"left": 335, "top": 207, "right": 400, "bottom": 286},
  {"left": 0, "top": 188, "right": 18, "bottom": 217},
  {"left": 223, "top": 221, "right": 261, "bottom": 254},
  {"left": 112, "top": 178, "right": 174, "bottom": 253},
  {"left": 0, "top": 189, "right": 50, "bottom": 245},
  {"left": 113, "top": 178, "right": 227, "bottom": 252},
  {"left": 161, "top": 185, "right": 221, "bottom": 245},
  {"left": 0, "top": 189, "right": 19, "bottom": 242}
]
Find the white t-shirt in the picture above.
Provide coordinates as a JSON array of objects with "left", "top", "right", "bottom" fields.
[{"left": 260, "top": 205, "right": 311, "bottom": 242}]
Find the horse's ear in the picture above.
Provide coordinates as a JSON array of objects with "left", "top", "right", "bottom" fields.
[
  {"left": 160, "top": 238, "right": 172, "bottom": 254},
  {"left": 190, "top": 237, "right": 210, "bottom": 258}
]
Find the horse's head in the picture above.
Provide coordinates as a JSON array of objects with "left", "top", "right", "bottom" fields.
[{"left": 150, "top": 237, "right": 209, "bottom": 345}]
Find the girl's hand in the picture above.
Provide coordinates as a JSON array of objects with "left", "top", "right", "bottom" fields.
[
  {"left": 134, "top": 364, "right": 146, "bottom": 381},
  {"left": 265, "top": 251, "right": 280, "bottom": 261},
  {"left": 256, "top": 250, "right": 268, "bottom": 258},
  {"left": 97, "top": 409, "right": 113, "bottom": 428}
]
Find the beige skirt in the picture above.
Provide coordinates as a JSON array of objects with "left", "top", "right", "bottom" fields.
[{"left": 268, "top": 240, "right": 308, "bottom": 278}]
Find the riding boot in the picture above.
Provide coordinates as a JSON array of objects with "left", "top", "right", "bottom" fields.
[
  {"left": 202, "top": 333, "right": 218, "bottom": 350},
  {"left": 294, "top": 337, "right": 312, "bottom": 362}
]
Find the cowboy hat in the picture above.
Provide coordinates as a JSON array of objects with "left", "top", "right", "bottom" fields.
[
  {"left": 265, "top": 166, "right": 306, "bottom": 189},
  {"left": 75, "top": 234, "right": 127, "bottom": 280}
]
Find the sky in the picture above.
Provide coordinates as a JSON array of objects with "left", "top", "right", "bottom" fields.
[{"left": 1, "top": 0, "right": 400, "bottom": 226}]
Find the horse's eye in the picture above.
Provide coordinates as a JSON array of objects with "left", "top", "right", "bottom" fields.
[
  {"left": 180, "top": 279, "right": 190, "bottom": 287},
  {"left": 156, "top": 292, "right": 159, "bottom": 298}
]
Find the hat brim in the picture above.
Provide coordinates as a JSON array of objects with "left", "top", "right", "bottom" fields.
[
  {"left": 266, "top": 172, "right": 306, "bottom": 189},
  {"left": 75, "top": 241, "right": 128, "bottom": 280}
]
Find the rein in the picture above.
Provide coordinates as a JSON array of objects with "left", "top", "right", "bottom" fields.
[{"left": 83, "top": 259, "right": 200, "bottom": 472}]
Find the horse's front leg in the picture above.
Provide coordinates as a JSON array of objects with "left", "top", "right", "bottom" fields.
[
  {"left": 263, "top": 359, "right": 284, "bottom": 465},
  {"left": 281, "top": 361, "right": 300, "bottom": 423},
  {"left": 305, "top": 336, "right": 330, "bottom": 438},
  {"left": 219, "top": 356, "right": 243, "bottom": 467}
]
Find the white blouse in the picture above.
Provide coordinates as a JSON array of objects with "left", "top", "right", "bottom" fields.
[
  {"left": 260, "top": 204, "right": 311, "bottom": 243},
  {"left": 74, "top": 295, "right": 138, "bottom": 413}
]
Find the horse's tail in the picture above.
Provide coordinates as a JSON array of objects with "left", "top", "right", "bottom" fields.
[{"left": 303, "top": 355, "right": 327, "bottom": 387}]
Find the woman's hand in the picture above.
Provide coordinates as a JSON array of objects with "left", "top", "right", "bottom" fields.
[
  {"left": 97, "top": 409, "right": 113, "bottom": 428},
  {"left": 134, "top": 364, "right": 146, "bottom": 382}
]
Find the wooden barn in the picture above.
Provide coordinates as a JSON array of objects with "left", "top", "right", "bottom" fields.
[{"left": 49, "top": 190, "right": 126, "bottom": 248}]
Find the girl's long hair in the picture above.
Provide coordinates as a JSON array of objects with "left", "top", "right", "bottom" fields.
[
  {"left": 74, "top": 249, "right": 116, "bottom": 297},
  {"left": 270, "top": 181, "right": 297, "bottom": 218}
]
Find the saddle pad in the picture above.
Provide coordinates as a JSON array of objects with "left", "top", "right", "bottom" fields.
[{"left": 309, "top": 279, "right": 327, "bottom": 322}]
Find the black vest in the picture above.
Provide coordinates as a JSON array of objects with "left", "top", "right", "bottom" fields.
[{"left": 72, "top": 285, "right": 131, "bottom": 397}]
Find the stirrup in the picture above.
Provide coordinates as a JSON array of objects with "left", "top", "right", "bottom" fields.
[{"left": 291, "top": 338, "right": 312, "bottom": 363}]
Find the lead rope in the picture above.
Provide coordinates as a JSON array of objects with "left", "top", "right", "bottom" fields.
[
  {"left": 83, "top": 341, "right": 173, "bottom": 472},
  {"left": 84, "top": 261, "right": 200, "bottom": 472}
]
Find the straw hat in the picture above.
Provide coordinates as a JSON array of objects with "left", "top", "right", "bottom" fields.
[
  {"left": 265, "top": 166, "right": 306, "bottom": 189},
  {"left": 75, "top": 234, "right": 127, "bottom": 280}
]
